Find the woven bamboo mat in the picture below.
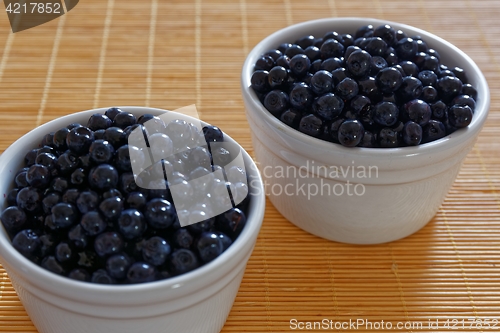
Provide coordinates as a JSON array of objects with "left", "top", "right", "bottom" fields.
[{"left": 0, "top": 0, "right": 499, "bottom": 332}]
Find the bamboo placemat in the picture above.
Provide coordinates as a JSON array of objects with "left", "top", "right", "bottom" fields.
[{"left": 0, "top": 0, "right": 499, "bottom": 332}]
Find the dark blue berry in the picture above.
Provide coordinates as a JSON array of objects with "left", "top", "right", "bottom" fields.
[
  {"left": 103, "top": 127, "right": 125, "bottom": 148},
  {"left": 346, "top": 49, "right": 372, "bottom": 77},
  {"left": 99, "top": 196, "right": 123, "bottom": 221},
  {"left": 216, "top": 207, "right": 246, "bottom": 239},
  {"left": 298, "top": 114, "right": 323, "bottom": 137},
  {"left": 254, "top": 55, "right": 274, "bottom": 71},
  {"left": 399, "top": 61, "right": 419, "bottom": 77},
  {"left": 373, "top": 101, "right": 399, "bottom": 126},
  {"left": 24, "top": 149, "right": 38, "bottom": 167},
  {"left": 169, "top": 249, "right": 199, "bottom": 275},
  {"left": 89, "top": 140, "right": 115, "bottom": 164},
  {"left": 320, "top": 38, "right": 344, "bottom": 59},
  {"left": 53, "top": 128, "right": 70, "bottom": 151},
  {"left": 88, "top": 164, "right": 119, "bottom": 190},
  {"left": 319, "top": 57, "right": 343, "bottom": 72},
  {"left": 41, "top": 132, "right": 55, "bottom": 147},
  {"left": 94, "top": 232, "right": 124, "bottom": 257},
  {"left": 376, "top": 67, "right": 403, "bottom": 93},
  {"left": 41, "top": 256, "right": 64, "bottom": 275},
  {"left": 68, "top": 268, "right": 90, "bottom": 281},
  {"left": 55, "top": 242, "right": 73, "bottom": 263},
  {"left": 403, "top": 121, "right": 423, "bottom": 146},
  {"left": 87, "top": 113, "right": 112, "bottom": 131},
  {"left": 355, "top": 25, "right": 374, "bottom": 39},
  {"left": 106, "top": 254, "right": 131, "bottom": 280},
  {"left": 397, "top": 76, "right": 423, "bottom": 102},
  {"left": 304, "top": 45, "right": 321, "bottom": 61},
  {"left": 430, "top": 100, "right": 447, "bottom": 119},
  {"left": 378, "top": 127, "right": 400, "bottom": 148},
  {"left": 264, "top": 49, "right": 283, "bottom": 61},
  {"left": 66, "top": 126, "right": 94, "bottom": 154},
  {"left": 250, "top": 70, "right": 269, "bottom": 93},
  {"left": 418, "top": 70, "right": 437, "bottom": 86},
  {"left": 26, "top": 164, "right": 50, "bottom": 188},
  {"left": 263, "top": 90, "right": 289, "bottom": 115},
  {"left": 92, "top": 269, "right": 116, "bottom": 284},
  {"left": 76, "top": 190, "right": 99, "bottom": 214},
  {"left": 370, "top": 56, "right": 387, "bottom": 75},
  {"left": 421, "top": 55, "right": 439, "bottom": 72},
  {"left": 395, "top": 37, "right": 417, "bottom": 60},
  {"left": 313, "top": 93, "right": 344, "bottom": 120},
  {"left": 145, "top": 198, "right": 175, "bottom": 229},
  {"left": 35, "top": 152, "right": 58, "bottom": 170},
  {"left": 421, "top": 86, "right": 438, "bottom": 103},
  {"left": 422, "top": 120, "right": 446, "bottom": 143},
  {"left": 1, "top": 206, "right": 27, "bottom": 231},
  {"left": 289, "top": 82, "right": 313, "bottom": 110},
  {"left": 118, "top": 209, "right": 145, "bottom": 240},
  {"left": 142, "top": 236, "right": 171, "bottom": 266},
  {"left": 51, "top": 202, "right": 78, "bottom": 228},
  {"left": 268, "top": 66, "right": 288, "bottom": 88},
  {"left": 6, "top": 188, "right": 19, "bottom": 206},
  {"left": 81, "top": 211, "right": 107, "bottom": 236},
  {"left": 335, "top": 77, "right": 359, "bottom": 101},
  {"left": 197, "top": 232, "right": 224, "bottom": 263},
  {"left": 461, "top": 84, "right": 477, "bottom": 99},
  {"left": 276, "top": 55, "right": 290, "bottom": 69},
  {"left": 310, "top": 70, "right": 333, "bottom": 95},
  {"left": 202, "top": 125, "right": 224, "bottom": 143},
  {"left": 373, "top": 24, "right": 397, "bottom": 46},
  {"left": 42, "top": 192, "right": 61, "bottom": 214},
  {"left": 113, "top": 112, "right": 137, "bottom": 129},
  {"left": 359, "top": 130, "right": 377, "bottom": 147},
  {"left": 125, "top": 192, "right": 147, "bottom": 210},
  {"left": 17, "top": 187, "right": 41, "bottom": 212},
  {"left": 127, "top": 262, "right": 156, "bottom": 283},
  {"left": 402, "top": 99, "right": 431, "bottom": 126},
  {"left": 56, "top": 150, "right": 79, "bottom": 175},
  {"left": 448, "top": 105, "right": 473, "bottom": 128},
  {"left": 12, "top": 229, "right": 40, "bottom": 258},
  {"left": 172, "top": 229, "right": 193, "bottom": 249},
  {"left": 452, "top": 95, "right": 476, "bottom": 112},
  {"left": 289, "top": 54, "right": 311, "bottom": 77},
  {"left": 364, "top": 37, "right": 387, "bottom": 57},
  {"left": 70, "top": 168, "right": 87, "bottom": 186},
  {"left": 62, "top": 188, "right": 80, "bottom": 204},
  {"left": 296, "top": 35, "right": 315, "bottom": 49},
  {"left": 338, "top": 120, "right": 364, "bottom": 147}
]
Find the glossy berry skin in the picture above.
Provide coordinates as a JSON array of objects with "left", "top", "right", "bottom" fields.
[
  {"left": 263, "top": 90, "right": 289, "bottom": 115},
  {"left": 320, "top": 38, "right": 345, "bottom": 59},
  {"left": 55, "top": 242, "right": 73, "bottom": 263},
  {"left": 395, "top": 37, "right": 417, "bottom": 60},
  {"left": 374, "top": 24, "right": 397, "bottom": 46},
  {"left": 397, "top": 76, "right": 423, "bottom": 102},
  {"left": 94, "top": 232, "right": 124, "bottom": 257},
  {"left": 69, "top": 224, "right": 88, "bottom": 249},
  {"left": 35, "top": 153, "right": 58, "bottom": 170},
  {"left": 268, "top": 66, "right": 288, "bottom": 88},
  {"left": 75, "top": 190, "right": 99, "bottom": 214},
  {"left": 289, "top": 54, "right": 311, "bottom": 77},
  {"left": 378, "top": 127, "right": 400, "bottom": 148},
  {"left": 0, "top": 206, "right": 27, "bottom": 231},
  {"left": 364, "top": 37, "right": 387, "bottom": 57},
  {"left": 461, "top": 84, "right": 477, "bottom": 99},
  {"left": 310, "top": 70, "right": 333, "bottom": 95},
  {"left": 142, "top": 236, "right": 171, "bottom": 266},
  {"left": 99, "top": 196, "right": 124, "bottom": 221},
  {"left": 145, "top": 198, "right": 175, "bottom": 229},
  {"left": 430, "top": 100, "right": 447, "bottom": 119},
  {"left": 338, "top": 120, "right": 364, "bottom": 147},
  {"left": 289, "top": 82, "right": 314, "bottom": 110},
  {"left": 87, "top": 113, "right": 112, "bottom": 131},
  {"left": 88, "top": 164, "right": 119, "bottom": 190},
  {"left": 17, "top": 187, "right": 41, "bottom": 212},
  {"left": 448, "top": 105, "right": 473, "bottom": 128},
  {"left": 51, "top": 202, "right": 78, "bottom": 228},
  {"left": 418, "top": 70, "right": 438, "bottom": 86},
  {"left": 26, "top": 164, "right": 51, "bottom": 188},
  {"left": 197, "top": 232, "right": 224, "bottom": 263},
  {"left": 103, "top": 127, "right": 125, "bottom": 148},
  {"left": 370, "top": 56, "right": 387, "bottom": 75},
  {"left": 402, "top": 121, "right": 423, "bottom": 146},
  {"left": 304, "top": 45, "right": 321, "bottom": 61},
  {"left": 106, "top": 254, "right": 132, "bottom": 280},
  {"left": 437, "top": 76, "right": 463, "bottom": 100},
  {"left": 12, "top": 229, "right": 40, "bottom": 259},
  {"left": 56, "top": 151, "right": 79, "bottom": 175},
  {"left": 422, "top": 120, "right": 446, "bottom": 143},
  {"left": 66, "top": 127, "right": 94, "bottom": 154},
  {"left": 373, "top": 101, "right": 399, "bottom": 126},
  {"left": 81, "top": 211, "right": 106, "bottom": 236},
  {"left": 298, "top": 114, "right": 323, "bottom": 137},
  {"left": 113, "top": 112, "right": 137, "bottom": 129},
  {"left": 216, "top": 208, "right": 247, "bottom": 239},
  {"left": 169, "top": 249, "right": 199, "bottom": 275},
  {"left": 89, "top": 140, "right": 115, "bottom": 164},
  {"left": 104, "top": 107, "right": 122, "bottom": 121},
  {"left": 402, "top": 99, "right": 432, "bottom": 126},
  {"left": 399, "top": 61, "right": 419, "bottom": 77},
  {"left": 92, "top": 269, "right": 116, "bottom": 284},
  {"left": 335, "top": 77, "right": 359, "bottom": 101},
  {"left": 452, "top": 95, "right": 476, "bottom": 112},
  {"left": 254, "top": 55, "right": 274, "bottom": 71},
  {"left": 313, "top": 93, "right": 344, "bottom": 120},
  {"left": 346, "top": 49, "right": 372, "bottom": 77},
  {"left": 117, "top": 209, "right": 145, "bottom": 240},
  {"left": 421, "top": 86, "right": 438, "bottom": 103},
  {"left": 375, "top": 67, "right": 403, "bottom": 93},
  {"left": 280, "top": 109, "right": 302, "bottom": 128},
  {"left": 173, "top": 229, "right": 194, "bottom": 249},
  {"left": 52, "top": 128, "right": 70, "bottom": 151}
]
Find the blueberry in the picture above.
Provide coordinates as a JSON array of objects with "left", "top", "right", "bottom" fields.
[
  {"left": 127, "top": 262, "right": 156, "bottom": 283},
  {"left": 330, "top": 67, "right": 348, "bottom": 86},
  {"left": 289, "top": 54, "right": 311, "bottom": 78},
  {"left": 278, "top": 43, "right": 292, "bottom": 53},
  {"left": 216, "top": 207, "right": 246, "bottom": 239},
  {"left": 138, "top": 114, "right": 166, "bottom": 133},
  {"left": 320, "top": 38, "right": 344, "bottom": 59},
  {"left": 310, "top": 70, "right": 333, "bottom": 95},
  {"left": 196, "top": 232, "right": 224, "bottom": 263},
  {"left": 118, "top": 209, "right": 145, "bottom": 240},
  {"left": 41, "top": 256, "right": 65, "bottom": 275},
  {"left": 17, "top": 187, "right": 41, "bottom": 212},
  {"left": 448, "top": 105, "right": 473, "bottom": 128},
  {"left": 452, "top": 95, "right": 476, "bottom": 112},
  {"left": 345, "top": 46, "right": 361, "bottom": 61},
  {"left": 359, "top": 130, "right": 377, "bottom": 147},
  {"left": 357, "top": 76, "right": 379, "bottom": 101},
  {"left": 376, "top": 67, "right": 403, "bottom": 93},
  {"left": 338, "top": 120, "right": 364, "bottom": 147},
  {"left": 75, "top": 191, "right": 99, "bottom": 214},
  {"left": 397, "top": 76, "right": 423, "bottom": 102},
  {"left": 346, "top": 49, "right": 372, "bottom": 77},
  {"left": 106, "top": 254, "right": 132, "bottom": 280},
  {"left": 385, "top": 52, "right": 399, "bottom": 66},
  {"left": 68, "top": 268, "right": 90, "bottom": 281},
  {"left": 24, "top": 149, "right": 38, "bottom": 167},
  {"left": 421, "top": 55, "right": 439, "bottom": 72},
  {"left": 370, "top": 56, "right": 387, "bottom": 75},
  {"left": 89, "top": 140, "right": 115, "bottom": 164},
  {"left": 104, "top": 127, "right": 125, "bottom": 148},
  {"left": 142, "top": 236, "right": 171, "bottom": 266},
  {"left": 355, "top": 24, "right": 374, "bottom": 39},
  {"left": 62, "top": 188, "right": 80, "bottom": 204},
  {"left": 335, "top": 77, "right": 359, "bottom": 101},
  {"left": 264, "top": 49, "right": 283, "bottom": 61},
  {"left": 313, "top": 93, "right": 344, "bottom": 120},
  {"left": 373, "top": 101, "right": 399, "bottom": 126},
  {"left": 91, "top": 269, "right": 116, "bottom": 284},
  {"left": 254, "top": 55, "right": 274, "bottom": 71},
  {"left": 296, "top": 35, "right": 315, "bottom": 49},
  {"left": 172, "top": 229, "right": 194, "bottom": 249},
  {"left": 275, "top": 55, "right": 290, "bottom": 69},
  {"left": 421, "top": 86, "right": 438, "bottom": 103},
  {"left": 395, "top": 37, "right": 417, "bottom": 60},
  {"left": 55, "top": 242, "right": 73, "bottom": 263},
  {"left": 87, "top": 113, "right": 112, "bottom": 131},
  {"left": 6, "top": 188, "right": 20, "bottom": 206},
  {"left": 169, "top": 249, "right": 199, "bottom": 275},
  {"left": 56, "top": 150, "right": 80, "bottom": 175},
  {"left": 25, "top": 164, "right": 50, "bottom": 188},
  {"left": 263, "top": 90, "right": 289, "bottom": 115},
  {"left": 430, "top": 100, "right": 447, "bottom": 119},
  {"left": 215, "top": 231, "right": 233, "bottom": 251},
  {"left": 319, "top": 57, "right": 343, "bottom": 72},
  {"left": 1, "top": 206, "right": 27, "bottom": 232},
  {"left": 52, "top": 128, "right": 70, "bottom": 151},
  {"left": 422, "top": 120, "right": 447, "bottom": 143},
  {"left": 89, "top": 164, "right": 119, "bottom": 190},
  {"left": 289, "top": 82, "right": 313, "bottom": 110},
  {"left": 402, "top": 99, "right": 431, "bottom": 126},
  {"left": 66, "top": 126, "right": 94, "bottom": 154},
  {"left": 417, "top": 70, "right": 438, "bottom": 87},
  {"left": 403, "top": 121, "right": 423, "bottom": 146},
  {"left": 12, "top": 229, "right": 40, "bottom": 258},
  {"left": 51, "top": 202, "right": 78, "bottom": 228},
  {"left": 113, "top": 111, "right": 137, "bottom": 129},
  {"left": 378, "top": 127, "right": 400, "bottom": 148},
  {"left": 304, "top": 45, "right": 321, "bottom": 61},
  {"left": 67, "top": 227, "right": 86, "bottom": 250},
  {"left": 364, "top": 37, "right": 387, "bottom": 57},
  {"left": 42, "top": 192, "right": 61, "bottom": 214},
  {"left": 280, "top": 109, "right": 302, "bottom": 129},
  {"left": 298, "top": 114, "right": 323, "bottom": 137},
  {"left": 125, "top": 192, "right": 147, "bottom": 210},
  {"left": 81, "top": 211, "right": 107, "bottom": 236},
  {"left": 267, "top": 66, "right": 288, "bottom": 88},
  {"left": 373, "top": 24, "right": 397, "bottom": 46},
  {"left": 145, "top": 198, "right": 175, "bottom": 229},
  {"left": 35, "top": 152, "right": 58, "bottom": 170},
  {"left": 461, "top": 84, "right": 477, "bottom": 99},
  {"left": 99, "top": 196, "right": 123, "bottom": 221},
  {"left": 70, "top": 168, "right": 87, "bottom": 186},
  {"left": 94, "top": 232, "right": 124, "bottom": 257},
  {"left": 41, "top": 132, "right": 55, "bottom": 147}
]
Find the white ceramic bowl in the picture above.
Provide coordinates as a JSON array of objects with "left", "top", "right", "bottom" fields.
[
  {"left": 0, "top": 107, "right": 265, "bottom": 333},
  {"left": 241, "top": 18, "right": 489, "bottom": 244}
]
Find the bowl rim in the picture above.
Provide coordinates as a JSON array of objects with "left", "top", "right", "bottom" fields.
[
  {"left": 0, "top": 106, "right": 265, "bottom": 296},
  {"left": 241, "top": 17, "right": 490, "bottom": 158}
]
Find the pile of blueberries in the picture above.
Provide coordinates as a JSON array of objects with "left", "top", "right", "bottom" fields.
[
  {"left": 251, "top": 24, "right": 477, "bottom": 147},
  {"left": 0, "top": 108, "right": 249, "bottom": 284}
]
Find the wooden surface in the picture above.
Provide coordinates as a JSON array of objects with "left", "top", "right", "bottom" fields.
[{"left": 0, "top": 0, "right": 499, "bottom": 332}]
